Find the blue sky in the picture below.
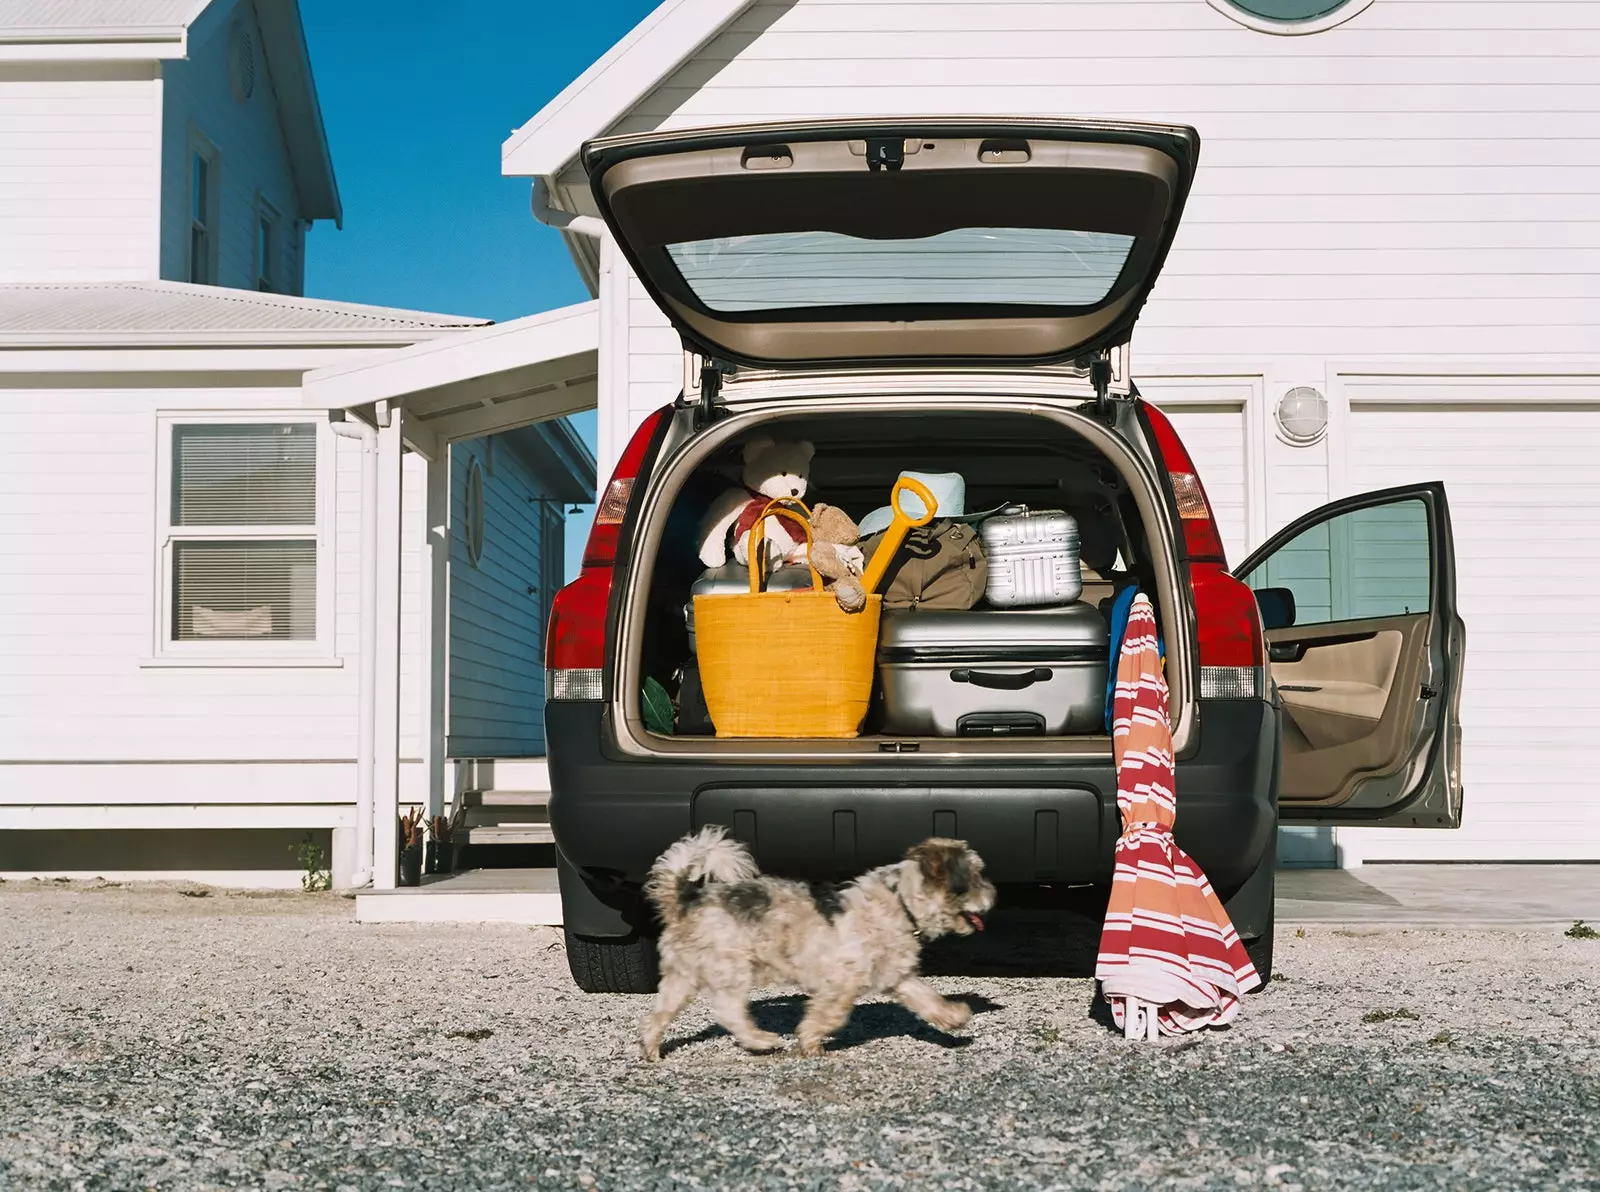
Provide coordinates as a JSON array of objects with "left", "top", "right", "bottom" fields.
[{"left": 300, "top": 0, "right": 660, "bottom": 580}]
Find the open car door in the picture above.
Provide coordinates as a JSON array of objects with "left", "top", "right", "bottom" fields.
[{"left": 1237, "top": 483, "right": 1465, "bottom": 828}]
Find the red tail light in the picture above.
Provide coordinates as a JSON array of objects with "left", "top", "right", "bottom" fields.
[
  {"left": 546, "top": 406, "right": 671, "bottom": 699},
  {"left": 1139, "top": 400, "right": 1263, "bottom": 697},
  {"left": 1138, "top": 400, "right": 1228, "bottom": 566},
  {"left": 1190, "top": 562, "right": 1265, "bottom": 696}
]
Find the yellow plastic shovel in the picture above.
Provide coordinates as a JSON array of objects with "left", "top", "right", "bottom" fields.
[{"left": 860, "top": 475, "right": 939, "bottom": 596}]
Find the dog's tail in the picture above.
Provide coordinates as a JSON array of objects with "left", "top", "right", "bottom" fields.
[{"left": 644, "top": 825, "right": 757, "bottom": 927}]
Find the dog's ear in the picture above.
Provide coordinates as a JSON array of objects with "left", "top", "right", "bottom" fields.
[
  {"left": 946, "top": 851, "right": 972, "bottom": 898},
  {"left": 905, "top": 840, "right": 948, "bottom": 890},
  {"left": 906, "top": 839, "right": 969, "bottom": 894}
]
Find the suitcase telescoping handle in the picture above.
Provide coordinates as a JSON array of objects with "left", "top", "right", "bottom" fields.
[{"left": 949, "top": 667, "right": 1053, "bottom": 690}]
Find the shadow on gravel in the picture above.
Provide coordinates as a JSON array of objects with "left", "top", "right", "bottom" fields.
[
  {"left": 921, "top": 883, "right": 1108, "bottom": 979},
  {"left": 659, "top": 994, "right": 1005, "bottom": 1057}
]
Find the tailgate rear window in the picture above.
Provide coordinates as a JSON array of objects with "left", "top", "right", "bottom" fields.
[{"left": 666, "top": 227, "right": 1136, "bottom": 313}]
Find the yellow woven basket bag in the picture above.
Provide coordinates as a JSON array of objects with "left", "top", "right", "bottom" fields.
[{"left": 693, "top": 499, "right": 881, "bottom": 738}]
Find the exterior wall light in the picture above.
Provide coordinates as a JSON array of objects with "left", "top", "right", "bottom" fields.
[{"left": 1275, "top": 386, "right": 1329, "bottom": 446}]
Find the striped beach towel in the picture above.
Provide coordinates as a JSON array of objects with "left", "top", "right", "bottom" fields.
[{"left": 1095, "top": 594, "right": 1261, "bottom": 1036}]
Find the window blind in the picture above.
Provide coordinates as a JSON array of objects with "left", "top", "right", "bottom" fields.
[
  {"left": 168, "top": 422, "right": 318, "bottom": 644},
  {"left": 173, "top": 423, "right": 315, "bottom": 526},
  {"left": 173, "top": 540, "right": 316, "bottom": 641}
]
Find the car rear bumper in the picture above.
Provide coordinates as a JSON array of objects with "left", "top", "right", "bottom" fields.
[{"left": 545, "top": 697, "right": 1279, "bottom": 937}]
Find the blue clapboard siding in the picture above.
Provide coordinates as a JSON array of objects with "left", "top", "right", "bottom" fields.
[{"left": 447, "top": 433, "right": 566, "bottom": 758}]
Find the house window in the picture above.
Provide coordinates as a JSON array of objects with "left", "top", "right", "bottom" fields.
[
  {"left": 1209, "top": 0, "right": 1372, "bottom": 33},
  {"left": 464, "top": 457, "right": 485, "bottom": 567},
  {"left": 188, "top": 144, "right": 218, "bottom": 285},
  {"left": 255, "top": 200, "right": 279, "bottom": 292},
  {"left": 160, "top": 421, "right": 322, "bottom": 650}
]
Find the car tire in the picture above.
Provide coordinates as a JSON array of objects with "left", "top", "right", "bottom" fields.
[
  {"left": 1243, "top": 912, "right": 1273, "bottom": 989},
  {"left": 564, "top": 928, "right": 660, "bottom": 994}
]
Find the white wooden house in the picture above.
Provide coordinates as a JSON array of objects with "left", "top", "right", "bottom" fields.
[
  {"left": 0, "top": 0, "right": 592, "bottom": 887},
  {"left": 10, "top": 0, "right": 1598, "bottom": 894},
  {"left": 316, "top": 0, "right": 1600, "bottom": 888}
]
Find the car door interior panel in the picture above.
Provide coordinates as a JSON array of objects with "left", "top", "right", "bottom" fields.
[{"left": 1269, "top": 615, "right": 1428, "bottom": 804}]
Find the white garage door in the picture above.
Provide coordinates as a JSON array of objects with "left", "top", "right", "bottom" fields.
[{"left": 1340, "top": 401, "right": 1600, "bottom": 861}]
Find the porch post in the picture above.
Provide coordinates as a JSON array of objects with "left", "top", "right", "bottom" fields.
[
  {"left": 423, "top": 446, "right": 450, "bottom": 823},
  {"left": 372, "top": 404, "right": 405, "bottom": 889}
]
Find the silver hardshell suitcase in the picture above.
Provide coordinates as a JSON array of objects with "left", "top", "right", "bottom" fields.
[
  {"left": 876, "top": 604, "right": 1108, "bottom": 737},
  {"left": 684, "top": 562, "right": 813, "bottom": 654},
  {"left": 979, "top": 506, "right": 1082, "bottom": 607}
]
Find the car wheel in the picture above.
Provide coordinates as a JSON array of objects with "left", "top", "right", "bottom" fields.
[
  {"left": 564, "top": 928, "right": 660, "bottom": 994},
  {"left": 1244, "top": 913, "right": 1273, "bottom": 989}
]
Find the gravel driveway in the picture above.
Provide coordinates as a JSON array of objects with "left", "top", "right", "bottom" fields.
[{"left": 3, "top": 880, "right": 1597, "bottom": 1191}]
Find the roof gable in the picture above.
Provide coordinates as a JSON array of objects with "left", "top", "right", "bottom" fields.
[
  {"left": 190, "top": 0, "right": 341, "bottom": 226},
  {"left": 0, "top": 0, "right": 341, "bottom": 227},
  {"left": 501, "top": 0, "right": 755, "bottom": 179}
]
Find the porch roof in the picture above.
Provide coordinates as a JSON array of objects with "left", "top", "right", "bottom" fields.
[
  {"left": 301, "top": 299, "right": 601, "bottom": 462},
  {"left": 0, "top": 281, "right": 487, "bottom": 346}
]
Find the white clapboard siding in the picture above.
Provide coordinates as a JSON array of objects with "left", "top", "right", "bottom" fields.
[
  {"left": 0, "top": 73, "right": 161, "bottom": 282},
  {"left": 597, "top": 0, "right": 1600, "bottom": 427},
  {"left": 627, "top": 269, "right": 682, "bottom": 432},
  {"left": 1336, "top": 394, "right": 1600, "bottom": 861},
  {"left": 158, "top": 1, "right": 304, "bottom": 290},
  {"left": 0, "top": 384, "right": 426, "bottom": 780}
]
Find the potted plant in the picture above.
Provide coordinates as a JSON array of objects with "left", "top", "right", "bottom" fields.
[
  {"left": 426, "top": 804, "right": 464, "bottom": 876},
  {"left": 398, "top": 807, "right": 425, "bottom": 887}
]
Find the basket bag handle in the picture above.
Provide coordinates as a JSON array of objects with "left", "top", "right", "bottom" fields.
[{"left": 746, "top": 499, "right": 824, "bottom": 595}]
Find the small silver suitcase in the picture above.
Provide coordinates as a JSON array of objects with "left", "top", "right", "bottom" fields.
[
  {"left": 979, "top": 506, "right": 1083, "bottom": 607},
  {"left": 684, "top": 562, "right": 813, "bottom": 654},
  {"left": 876, "top": 604, "right": 1108, "bottom": 737}
]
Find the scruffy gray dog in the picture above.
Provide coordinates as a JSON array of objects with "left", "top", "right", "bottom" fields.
[{"left": 640, "top": 826, "right": 997, "bottom": 1060}]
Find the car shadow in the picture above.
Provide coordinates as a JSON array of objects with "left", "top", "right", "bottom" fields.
[
  {"left": 920, "top": 883, "right": 1109, "bottom": 979},
  {"left": 658, "top": 993, "right": 1004, "bottom": 1057}
]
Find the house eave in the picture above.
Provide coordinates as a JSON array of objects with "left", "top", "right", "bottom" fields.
[
  {"left": 253, "top": 0, "right": 342, "bottom": 227},
  {"left": 0, "top": 31, "right": 188, "bottom": 60},
  {"left": 500, "top": 0, "right": 757, "bottom": 181},
  {"left": 0, "top": 328, "right": 476, "bottom": 349}
]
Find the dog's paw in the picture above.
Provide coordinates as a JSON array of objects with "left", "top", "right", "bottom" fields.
[
  {"left": 640, "top": 1040, "right": 663, "bottom": 1063},
  {"left": 928, "top": 1000, "right": 972, "bottom": 1033},
  {"left": 794, "top": 1037, "right": 827, "bottom": 1059},
  {"left": 741, "top": 1030, "right": 786, "bottom": 1053}
]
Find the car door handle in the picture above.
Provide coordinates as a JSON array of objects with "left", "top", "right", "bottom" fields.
[
  {"left": 1270, "top": 630, "right": 1381, "bottom": 665},
  {"left": 950, "top": 667, "right": 1053, "bottom": 690}
]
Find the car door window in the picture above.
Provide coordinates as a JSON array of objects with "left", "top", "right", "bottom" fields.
[{"left": 1243, "top": 498, "right": 1431, "bottom": 628}]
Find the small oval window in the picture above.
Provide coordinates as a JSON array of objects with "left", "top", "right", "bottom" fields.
[
  {"left": 464, "top": 458, "right": 485, "bottom": 568},
  {"left": 1211, "top": 0, "right": 1372, "bottom": 34}
]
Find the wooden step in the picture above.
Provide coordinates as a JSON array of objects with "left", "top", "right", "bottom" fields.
[
  {"left": 461, "top": 823, "right": 555, "bottom": 846},
  {"left": 460, "top": 789, "right": 550, "bottom": 809},
  {"left": 455, "top": 759, "right": 549, "bottom": 791},
  {"left": 462, "top": 805, "right": 551, "bottom": 829}
]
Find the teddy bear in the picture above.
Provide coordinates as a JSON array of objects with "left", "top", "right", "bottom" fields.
[
  {"left": 809, "top": 502, "right": 868, "bottom": 613},
  {"left": 696, "top": 436, "right": 816, "bottom": 570}
]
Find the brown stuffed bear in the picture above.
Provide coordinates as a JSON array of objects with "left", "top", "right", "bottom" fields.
[{"left": 809, "top": 502, "right": 868, "bottom": 613}]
